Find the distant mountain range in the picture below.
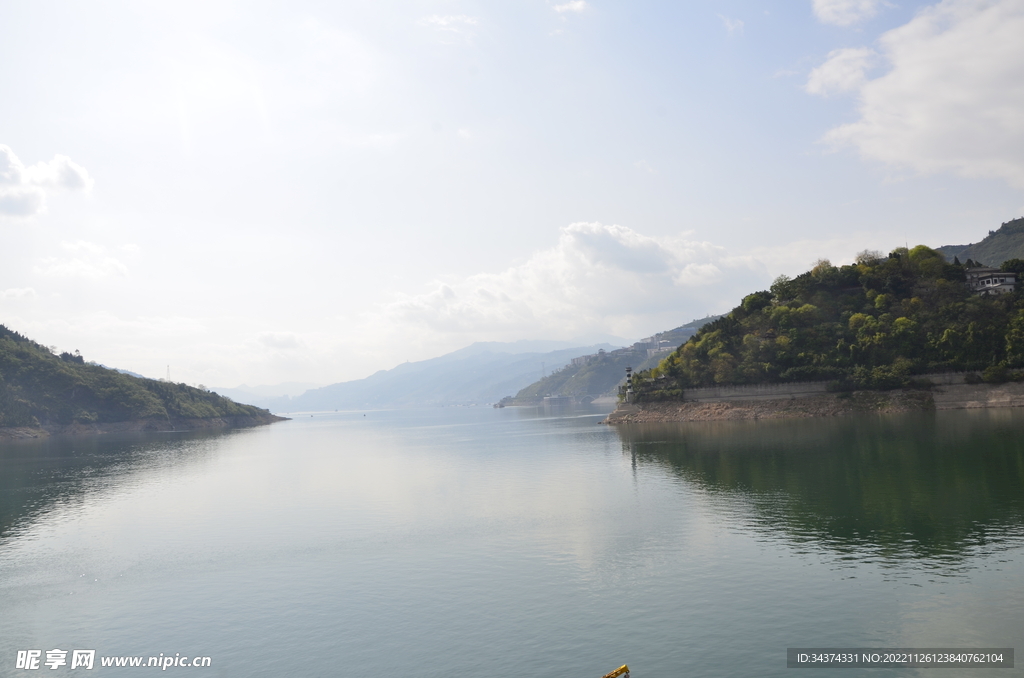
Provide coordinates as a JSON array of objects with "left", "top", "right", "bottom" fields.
[
  {"left": 937, "top": 216, "right": 1024, "bottom": 266},
  {"left": 211, "top": 382, "right": 323, "bottom": 404},
  {"left": 225, "top": 320, "right": 726, "bottom": 413},
  {"left": 230, "top": 341, "right": 624, "bottom": 412}
]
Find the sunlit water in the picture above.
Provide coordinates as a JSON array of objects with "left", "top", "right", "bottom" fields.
[{"left": 2, "top": 406, "right": 1023, "bottom": 677}]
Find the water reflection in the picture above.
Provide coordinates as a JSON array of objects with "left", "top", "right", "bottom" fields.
[
  {"left": 0, "top": 429, "right": 234, "bottom": 542},
  {"left": 615, "top": 410, "right": 1024, "bottom": 565}
]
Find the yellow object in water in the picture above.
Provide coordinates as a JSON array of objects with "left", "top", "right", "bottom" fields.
[{"left": 600, "top": 665, "right": 630, "bottom": 678}]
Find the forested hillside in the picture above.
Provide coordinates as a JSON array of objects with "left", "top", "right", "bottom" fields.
[
  {"left": 938, "top": 216, "right": 1024, "bottom": 267},
  {"left": 632, "top": 246, "right": 1024, "bottom": 401},
  {"left": 0, "top": 324, "right": 270, "bottom": 428},
  {"left": 512, "top": 350, "right": 650, "bottom": 403}
]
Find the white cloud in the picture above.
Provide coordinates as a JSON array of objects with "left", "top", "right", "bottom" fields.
[
  {"left": 33, "top": 241, "right": 129, "bottom": 279},
  {"left": 257, "top": 331, "right": 302, "bottom": 350},
  {"left": 805, "top": 47, "right": 877, "bottom": 96},
  {"left": 718, "top": 15, "right": 745, "bottom": 35},
  {"left": 60, "top": 240, "right": 105, "bottom": 255},
  {"left": 634, "top": 160, "right": 656, "bottom": 174},
  {"left": 377, "top": 222, "right": 769, "bottom": 342},
  {"left": 820, "top": 0, "right": 1024, "bottom": 188},
  {"left": 0, "top": 287, "right": 37, "bottom": 300},
  {"left": 812, "top": 0, "right": 884, "bottom": 26},
  {"left": 24, "top": 154, "right": 93, "bottom": 191},
  {"left": 0, "top": 147, "right": 26, "bottom": 186},
  {"left": 0, "top": 145, "right": 93, "bottom": 217},
  {"left": 33, "top": 258, "right": 128, "bottom": 279},
  {"left": 554, "top": 1, "right": 588, "bottom": 13},
  {"left": 0, "top": 186, "right": 45, "bottom": 216}
]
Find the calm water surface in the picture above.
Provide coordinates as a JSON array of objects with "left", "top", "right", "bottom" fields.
[{"left": 1, "top": 406, "right": 1023, "bottom": 677}]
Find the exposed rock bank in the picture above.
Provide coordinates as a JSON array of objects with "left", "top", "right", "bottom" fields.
[
  {"left": 0, "top": 413, "right": 288, "bottom": 440},
  {"left": 603, "top": 382, "right": 1024, "bottom": 424},
  {"left": 604, "top": 391, "right": 931, "bottom": 424}
]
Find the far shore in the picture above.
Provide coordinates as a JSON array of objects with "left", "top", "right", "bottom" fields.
[
  {"left": 603, "top": 381, "right": 1024, "bottom": 424},
  {"left": 0, "top": 413, "right": 288, "bottom": 441}
]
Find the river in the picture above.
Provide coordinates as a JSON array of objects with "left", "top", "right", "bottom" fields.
[{"left": 1, "top": 406, "right": 1022, "bottom": 676}]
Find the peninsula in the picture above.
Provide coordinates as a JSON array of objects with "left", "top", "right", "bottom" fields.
[
  {"left": 0, "top": 324, "right": 285, "bottom": 439},
  {"left": 607, "top": 242, "right": 1024, "bottom": 423}
]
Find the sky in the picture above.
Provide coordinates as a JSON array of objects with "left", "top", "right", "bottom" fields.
[{"left": 2, "top": 0, "right": 1024, "bottom": 389}]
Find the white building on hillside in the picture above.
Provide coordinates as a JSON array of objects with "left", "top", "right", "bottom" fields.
[{"left": 965, "top": 267, "right": 1016, "bottom": 295}]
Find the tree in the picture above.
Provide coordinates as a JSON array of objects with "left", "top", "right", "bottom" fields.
[{"left": 1000, "top": 258, "right": 1024, "bottom": 276}]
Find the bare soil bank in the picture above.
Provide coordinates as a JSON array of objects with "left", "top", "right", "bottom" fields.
[
  {"left": 603, "top": 382, "right": 1024, "bottom": 424},
  {"left": 0, "top": 413, "right": 288, "bottom": 441}
]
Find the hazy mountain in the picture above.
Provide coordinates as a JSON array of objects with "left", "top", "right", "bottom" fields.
[
  {"left": 212, "top": 382, "right": 322, "bottom": 408},
  {"left": 511, "top": 315, "right": 723, "bottom": 403},
  {"left": 937, "top": 216, "right": 1024, "bottom": 266},
  {"left": 268, "top": 342, "right": 622, "bottom": 412},
  {"left": 438, "top": 337, "right": 628, "bottom": 356}
]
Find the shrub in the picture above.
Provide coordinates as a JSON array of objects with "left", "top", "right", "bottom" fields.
[{"left": 982, "top": 364, "right": 1008, "bottom": 384}]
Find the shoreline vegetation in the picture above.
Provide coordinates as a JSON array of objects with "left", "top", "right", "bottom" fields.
[{"left": 0, "top": 324, "right": 287, "bottom": 441}]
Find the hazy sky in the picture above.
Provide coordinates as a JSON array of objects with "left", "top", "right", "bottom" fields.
[{"left": 2, "top": 0, "right": 1024, "bottom": 388}]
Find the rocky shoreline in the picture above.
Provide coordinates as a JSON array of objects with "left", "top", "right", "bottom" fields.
[
  {"left": 0, "top": 413, "right": 288, "bottom": 440},
  {"left": 602, "top": 381, "right": 1024, "bottom": 424}
]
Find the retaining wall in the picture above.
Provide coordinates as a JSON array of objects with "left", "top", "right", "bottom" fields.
[
  {"left": 932, "top": 382, "right": 1024, "bottom": 409},
  {"left": 681, "top": 372, "right": 975, "bottom": 403},
  {"left": 918, "top": 372, "right": 969, "bottom": 385},
  {"left": 683, "top": 381, "right": 828, "bottom": 402}
]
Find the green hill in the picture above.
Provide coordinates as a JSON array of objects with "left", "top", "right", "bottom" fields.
[
  {"left": 510, "top": 316, "right": 723, "bottom": 403},
  {"left": 631, "top": 246, "right": 1024, "bottom": 401},
  {"left": 937, "top": 216, "right": 1024, "bottom": 266},
  {"left": 0, "top": 324, "right": 277, "bottom": 430},
  {"left": 512, "top": 349, "right": 648, "bottom": 402}
]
